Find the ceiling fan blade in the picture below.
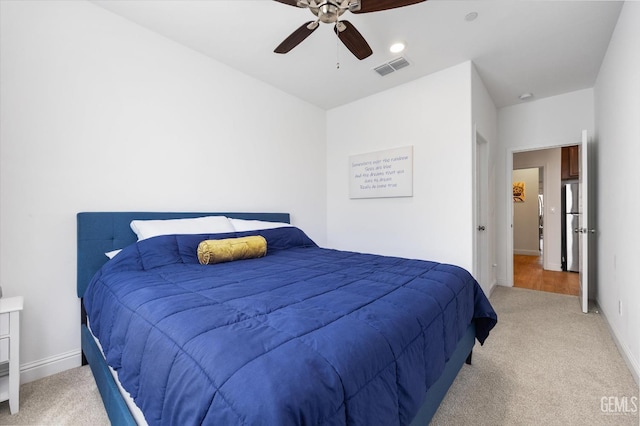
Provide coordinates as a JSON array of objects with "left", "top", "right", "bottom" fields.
[
  {"left": 273, "top": 0, "right": 302, "bottom": 7},
  {"left": 334, "top": 21, "right": 372, "bottom": 60},
  {"left": 353, "top": 0, "right": 426, "bottom": 14},
  {"left": 274, "top": 22, "right": 318, "bottom": 54}
]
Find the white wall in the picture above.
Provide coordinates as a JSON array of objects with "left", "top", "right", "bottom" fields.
[
  {"left": 513, "top": 148, "right": 562, "bottom": 270},
  {"left": 0, "top": 1, "right": 327, "bottom": 382},
  {"left": 496, "top": 89, "right": 595, "bottom": 286},
  {"left": 326, "top": 62, "right": 475, "bottom": 273},
  {"left": 593, "top": 1, "right": 640, "bottom": 384},
  {"left": 471, "top": 65, "right": 498, "bottom": 147}
]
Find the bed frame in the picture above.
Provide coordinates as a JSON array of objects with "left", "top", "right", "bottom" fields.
[{"left": 77, "top": 212, "right": 474, "bottom": 425}]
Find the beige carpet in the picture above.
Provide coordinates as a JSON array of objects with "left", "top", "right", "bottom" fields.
[
  {"left": 0, "top": 286, "right": 637, "bottom": 425},
  {"left": 431, "top": 286, "right": 639, "bottom": 425},
  {"left": 0, "top": 363, "right": 108, "bottom": 425}
]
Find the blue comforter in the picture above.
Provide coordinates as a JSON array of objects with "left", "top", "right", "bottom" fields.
[{"left": 84, "top": 227, "right": 497, "bottom": 425}]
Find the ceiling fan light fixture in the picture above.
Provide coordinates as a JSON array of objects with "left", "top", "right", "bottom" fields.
[
  {"left": 316, "top": 4, "right": 344, "bottom": 23},
  {"left": 390, "top": 42, "right": 405, "bottom": 53},
  {"left": 273, "top": 0, "right": 427, "bottom": 60}
]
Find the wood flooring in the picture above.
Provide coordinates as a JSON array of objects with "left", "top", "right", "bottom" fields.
[{"left": 513, "top": 254, "right": 580, "bottom": 296}]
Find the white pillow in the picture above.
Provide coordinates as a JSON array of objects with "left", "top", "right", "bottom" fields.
[
  {"left": 130, "top": 216, "right": 235, "bottom": 241},
  {"left": 229, "top": 218, "right": 290, "bottom": 232},
  {"left": 105, "top": 249, "right": 122, "bottom": 259}
]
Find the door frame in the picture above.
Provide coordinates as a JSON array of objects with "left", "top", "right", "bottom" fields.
[
  {"left": 473, "top": 130, "right": 490, "bottom": 292},
  {"left": 578, "top": 129, "right": 590, "bottom": 312},
  {"left": 505, "top": 142, "right": 579, "bottom": 287}
]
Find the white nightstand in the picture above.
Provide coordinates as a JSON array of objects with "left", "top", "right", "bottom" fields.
[{"left": 0, "top": 296, "right": 23, "bottom": 414}]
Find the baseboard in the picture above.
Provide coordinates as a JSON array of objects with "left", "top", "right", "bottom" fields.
[
  {"left": 19, "top": 349, "right": 82, "bottom": 384},
  {"left": 488, "top": 280, "right": 498, "bottom": 297},
  {"left": 597, "top": 301, "right": 640, "bottom": 386},
  {"left": 513, "top": 249, "right": 541, "bottom": 256},
  {"left": 545, "top": 262, "right": 563, "bottom": 272},
  {"left": 496, "top": 278, "right": 512, "bottom": 287}
]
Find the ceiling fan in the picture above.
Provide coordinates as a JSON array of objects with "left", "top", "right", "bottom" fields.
[{"left": 273, "top": 0, "right": 426, "bottom": 60}]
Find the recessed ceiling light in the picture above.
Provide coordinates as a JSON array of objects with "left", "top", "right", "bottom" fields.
[
  {"left": 519, "top": 93, "right": 534, "bottom": 101},
  {"left": 465, "top": 12, "right": 478, "bottom": 22},
  {"left": 390, "top": 42, "right": 405, "bottom": 53}
]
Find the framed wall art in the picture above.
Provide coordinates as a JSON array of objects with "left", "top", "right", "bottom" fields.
[{"left": 349, "top": 146, "right": 413, "bottom": 199}]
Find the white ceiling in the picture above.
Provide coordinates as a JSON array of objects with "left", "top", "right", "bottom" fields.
[{"left": 91, "top": 0, "right": 623, "bottom": 110}]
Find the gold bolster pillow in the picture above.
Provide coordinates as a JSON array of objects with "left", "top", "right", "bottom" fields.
[{"left": 197, "top": 236, "right": 267, "bottom": 265}]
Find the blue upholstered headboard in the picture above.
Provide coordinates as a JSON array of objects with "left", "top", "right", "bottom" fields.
[{"left": 76, "top": 212, "right": 290, "bottom": 298}]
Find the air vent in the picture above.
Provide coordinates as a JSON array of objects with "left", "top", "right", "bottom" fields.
[
  {"left": 388, "top": 57, "right": 409, "bottom": 71},
  {"left": 373, "top": 57, "right": 410, "bottom": 77},
  {"left": 373, "top": 63, "right": 395, "bottom": 76}
]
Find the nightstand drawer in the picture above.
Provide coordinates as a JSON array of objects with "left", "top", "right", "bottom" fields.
[
  {"left": 0, "top": 313, "right": 8, "bottom": 337},
  {"left": 0, "top": 338, "right": 8, "bottom": 363}
]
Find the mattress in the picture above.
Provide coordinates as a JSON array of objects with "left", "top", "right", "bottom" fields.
[
  {"left": 84, "top": 226, "right": 497, "bottom": 425},
  {"left": 87, "top": 320, "right": 148, "bottom": 425}
]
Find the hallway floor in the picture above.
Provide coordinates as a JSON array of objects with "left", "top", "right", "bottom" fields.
[{"left": 513, "top": 254, "right": 580, "bottom": 296}]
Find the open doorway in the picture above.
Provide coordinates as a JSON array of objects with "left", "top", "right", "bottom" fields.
[{"left": 511, "top": 149, "right": 579, "bottom": 296}]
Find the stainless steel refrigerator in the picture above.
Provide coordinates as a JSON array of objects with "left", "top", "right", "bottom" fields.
[{"left": 561, "top": 183, "right": 579, "bottom": 272}]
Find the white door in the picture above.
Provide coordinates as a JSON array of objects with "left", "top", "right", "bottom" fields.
[{"left": 578, "top": 129, "right": 591, "bottom": 313}]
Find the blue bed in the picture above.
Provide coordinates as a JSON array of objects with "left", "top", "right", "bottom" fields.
[{"left": 77, "top": 212, "right": 496, "bottom": 425}]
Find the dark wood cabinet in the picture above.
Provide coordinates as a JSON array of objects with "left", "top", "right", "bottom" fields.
[{"left": 561, "top": 145, "right": 579, "bottom": 180}]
